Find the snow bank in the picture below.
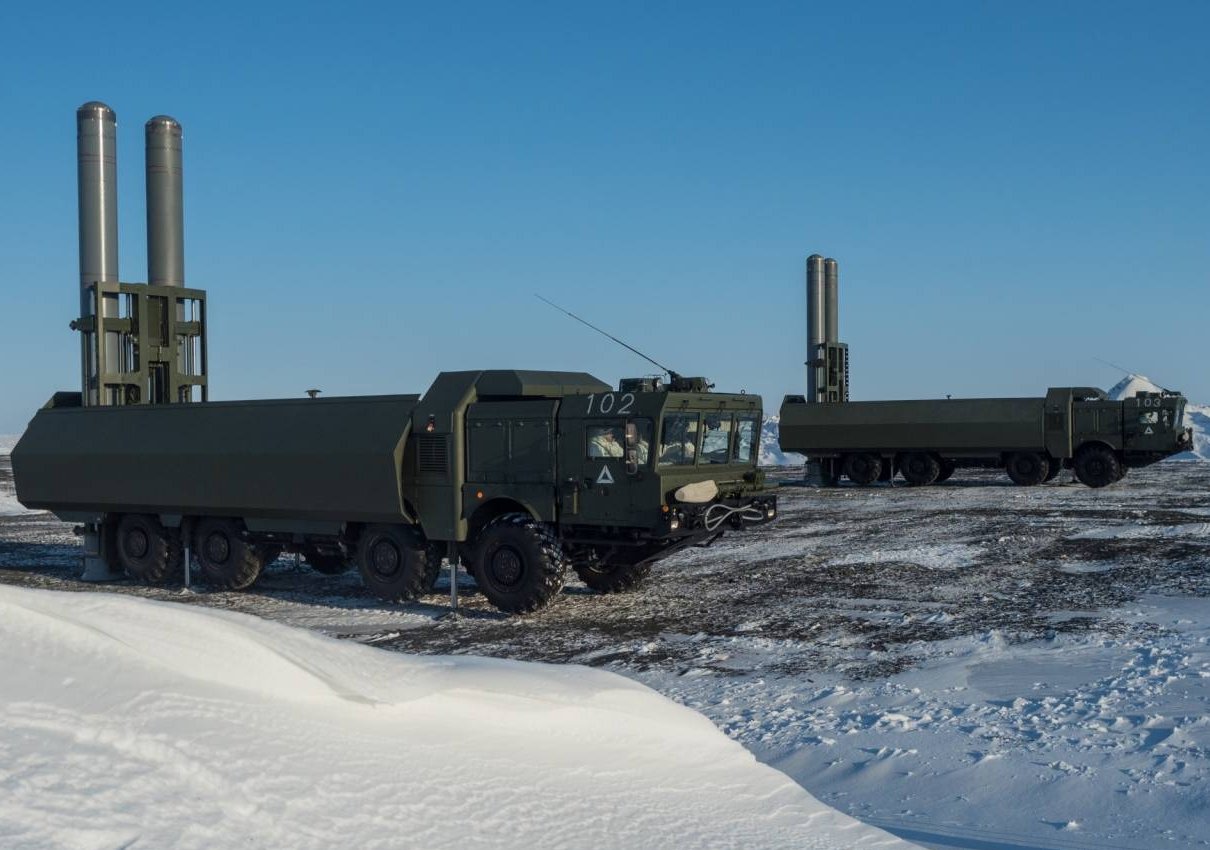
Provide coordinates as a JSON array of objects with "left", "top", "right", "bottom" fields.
[
  {"left": 0, "top": 587, "right": 915, "bottom": 850},
  {"left": 0, "top": 434, "right": 19, "bottom": 455},
  {"left": 760, "top": 415, "right": 803, "bottom": 467}
]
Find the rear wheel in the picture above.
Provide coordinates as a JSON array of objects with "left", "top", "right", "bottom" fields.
[
  {"left": 1006, "top": 452, "right": 1049, "bottom": 486},
  {"left": 471, "top": 514, "right": 565, "bottom": 614},
  {"left": 1043, "top": 458, "right": 1062, "bottom": 483},
  {"left": 304, "top": 545, "right": 350, "bottom": 575},
  {"left": 194, "top": 518, "right": 264, "bottom": 590},
  {"left": 935, "top": 459, "right": 956, "bottom": 483},
  {"left": 357, "top": 525, "right": 439, "bottom": 602},
  {"left": 115, "top": 514, "right": 181, "bottom": 584},
  {"left": 1073, "top": 445, "right": 1122, "bottom": 488},
  {"left": 899, "top": 452, "right": 941, "bottom": 486},
  {"left": 842, "top": 453, "right": 882, "bottom": 485},
  {"left": 574, "top": 558, "right": 652, "bottom": 594}
]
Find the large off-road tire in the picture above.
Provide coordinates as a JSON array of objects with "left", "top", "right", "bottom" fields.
[
  {"left": 470, "top": 514, "right": 565, "bottom": 614},
  {"left": 357, "top": 525, "right": 439, "bottom": 602},
  {"left": 304, "top": 545, "right": 350, "bottom": 575},
  {"left": 573, "top": 558, "right": 652, "bottom": 594},
  {"left": 1005, "top": 451, "right": 1049, "bottom": 486},
  {"left": 935, "top": 459, "right": 956, "bottom": 483},
  {"left": 1073, "top": 444, "right": 1122, "bottom": 488},
  {"left": 899, "top": 452, "right": 941, "bottom": 486},
  {"left": 115, "top": 514, "right": 181, "bottom": 584},
  {"left": 1043, "top": 457, "right": 1062, "bottom": 483},
  {"left": 842, "top": 453, "right": 882, "bottom": 486},
  {"left": 194, "top": 518, "right": 265, "bottom": 590}
]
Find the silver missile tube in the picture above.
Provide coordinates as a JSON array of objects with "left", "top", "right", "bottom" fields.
[
  {"left": 76, "top": 102, "right": 120, "bottom": 406},
  {"left": 824, "top": 257, "right": 839, "bottom": 344},
  {"left": 806, "top": 254, "right": 826, "bottom": 402},
  {"left": 145, "top": 115, "right": 184, "bottom": 287}
]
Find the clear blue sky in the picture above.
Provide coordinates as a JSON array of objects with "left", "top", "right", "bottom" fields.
[{"left": 2, "top": 1, "right": 1207, "bottom": 432}]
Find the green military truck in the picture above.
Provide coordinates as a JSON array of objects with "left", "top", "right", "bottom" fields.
[
  {"left": 14, "top": 370, "right": 775, "bottom": 613},
  {"left": 779, "top": 386, "right": 1192, "bottom": 488}
]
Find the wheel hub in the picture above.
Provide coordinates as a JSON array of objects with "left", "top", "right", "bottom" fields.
[
  {"left": 126, "top": 528, "right": 149, "bottom": 559},
  {"left": 371, "top": 541, "right": 401, "bottom": 577},
  {"left": 205, "top": 533, "right": 231, "bottom": 564},
  {"left": 490, "top": 547, "right": 524, "bottom": 587}
]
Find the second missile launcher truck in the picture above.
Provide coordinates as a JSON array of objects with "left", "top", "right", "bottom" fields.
[
  {"left": 780, "top": 387, "right": 1193, "bottom": 488},
  {"left": 14, "top": 370, "right": 777, "bottom": 613},
  {"left": 779, "top": 254, "right": 1193, "bottom": 488}
]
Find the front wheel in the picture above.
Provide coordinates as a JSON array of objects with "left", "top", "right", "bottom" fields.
[
  {"left": 1006, "top": 452, "right": 1049, "bottom": 486},
  {"left": 471, "top": 514, "right": 565, "bottom": 614},
  {"left": 1073, "top": 445, "right": 1122, "bottom": 488},
  {"left": 357, "top": 525, "right": 439, "bottom": 602}
]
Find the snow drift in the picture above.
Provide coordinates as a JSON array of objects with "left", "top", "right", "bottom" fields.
[{"left": 0, "top": 586, "right": 914, "bottom": 850}]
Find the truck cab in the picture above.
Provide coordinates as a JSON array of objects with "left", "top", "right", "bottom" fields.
[{"left": 406, "top": 370, "right": 776, "bottom": 612}]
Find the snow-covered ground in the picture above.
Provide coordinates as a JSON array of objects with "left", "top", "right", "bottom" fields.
[
  {"left": 0, "top": 585, "right": 911, "bottom": 850},
  {"left": 3, "top": 438, "right": 1209, "bottom": 849}
]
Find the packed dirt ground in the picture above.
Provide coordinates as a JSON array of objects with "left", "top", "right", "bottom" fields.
[{"left": 3, "top": 457, "right": 1208, "bottom": 679}]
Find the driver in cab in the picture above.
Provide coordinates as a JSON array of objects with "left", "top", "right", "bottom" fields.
[{"left": 588, "top": 426, "right": 624, "bottom": 458}]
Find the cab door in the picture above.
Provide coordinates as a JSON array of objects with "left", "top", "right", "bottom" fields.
[{"left": 557, "top": 390, "right": 637, "bottom": 525}]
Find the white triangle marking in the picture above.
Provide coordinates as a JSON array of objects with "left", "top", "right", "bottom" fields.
[
  {"left": 1144, "top": 426, "right": 1154, "bottom": 434},
  {"left": 596, "top": 465, "right": 615, "bottom": 485}
]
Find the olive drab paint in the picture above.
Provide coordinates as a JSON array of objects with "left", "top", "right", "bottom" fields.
[{"left": 782, "top": 252, "right": 1193, "bottom": 488}]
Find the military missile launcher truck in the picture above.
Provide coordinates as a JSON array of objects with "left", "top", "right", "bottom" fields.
[
  {"left": 779, "top": 387, "right": 1192, "bottom": 488},
  {"left": 779, "top": 254, "right": 1192, "bottom": 488},
  {"left": 13, "top": 370, "right": 776, "bottom": 613}
]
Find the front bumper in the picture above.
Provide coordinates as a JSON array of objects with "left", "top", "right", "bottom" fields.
[{"left": 663, "top": 495, "right": 778, "bottom": 534}]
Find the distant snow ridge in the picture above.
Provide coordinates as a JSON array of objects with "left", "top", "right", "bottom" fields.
[
  {"left": 0, "top": 434, "right": 19, "bottom": 455},
  {"left": 1108, "top": 374, "right": 1208, "bottom": 461}
]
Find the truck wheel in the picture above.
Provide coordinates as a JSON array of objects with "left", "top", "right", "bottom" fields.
[
  {"left": 195, "top": 518, "right": 265, "bottom": 590},
  {"left": 1043, "top": 458, "right": 1062, "bottom": 483},
  {"left": 574, "top": 559, "right": 652, "bottom": 594},
  {"left": 1005, "top": 452, "right": 1049, "bottom": 486},
  {"left": 115, "top": 514, "right": 181, "bottom": 584},
  {"left": 842, "top": 453, "right": 882, "bottom": 485},
  {"left": 899, "top": 452, "right": 941, "bottom": 486},
  {"left": 935, "top": 459, "right": 956, "bottom": 483},
  {"left": 357, "top": 525, "right": 438, "bottom": 601},
  {"left": 471, "top": 514, "right": 565, "bottom": 614},
  {"left": 304, "top": 546, "right": 349, "bottom": 575},
  {"left": 1073, "top": 445, "right": 1122, "bottom": 488}
]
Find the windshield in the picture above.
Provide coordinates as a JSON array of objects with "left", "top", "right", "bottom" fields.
[
  {"left": 657, "top": 411, "right": 761, "bottom": 467},
  {"left": 658, "top": 413, "right": 699, "bottom": 466}
]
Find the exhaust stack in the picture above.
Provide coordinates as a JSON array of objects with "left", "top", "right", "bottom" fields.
[
  {"left": 806, "top": 254, "right": 825, "bottom": 402},
  {"left": 824, "top": 257, "right": 838, "bottom": 344},
  {"left": 145, "top": 116, "right": 184, "bottom": 287},
  {"left": 76, "top": 102, "right": 120, "bottom": 405}
]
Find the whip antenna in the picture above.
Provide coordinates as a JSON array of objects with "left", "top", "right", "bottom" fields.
[{"left": 535, "top": 294, "right": 681, "bottom": 380}]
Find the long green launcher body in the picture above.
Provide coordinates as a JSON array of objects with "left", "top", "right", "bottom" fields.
[{"left": 13, "top": 394, "right": 419, "bottom": 524}]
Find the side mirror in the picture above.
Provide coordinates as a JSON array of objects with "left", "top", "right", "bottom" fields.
[
  {"left": 624, "top": 422, "right": 638, "bottom": 447},
  {"left": 625, "top": 448, "right": 639, "bottom": 476}
]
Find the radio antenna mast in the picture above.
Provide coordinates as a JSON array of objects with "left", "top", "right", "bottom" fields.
[{"left": 535, "top": 294, "right": 682, "bottom": 380}]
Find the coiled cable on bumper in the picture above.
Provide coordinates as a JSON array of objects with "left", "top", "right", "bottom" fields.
[{"left": 701, "top": 501, "right": 770, "bottom": 532}]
